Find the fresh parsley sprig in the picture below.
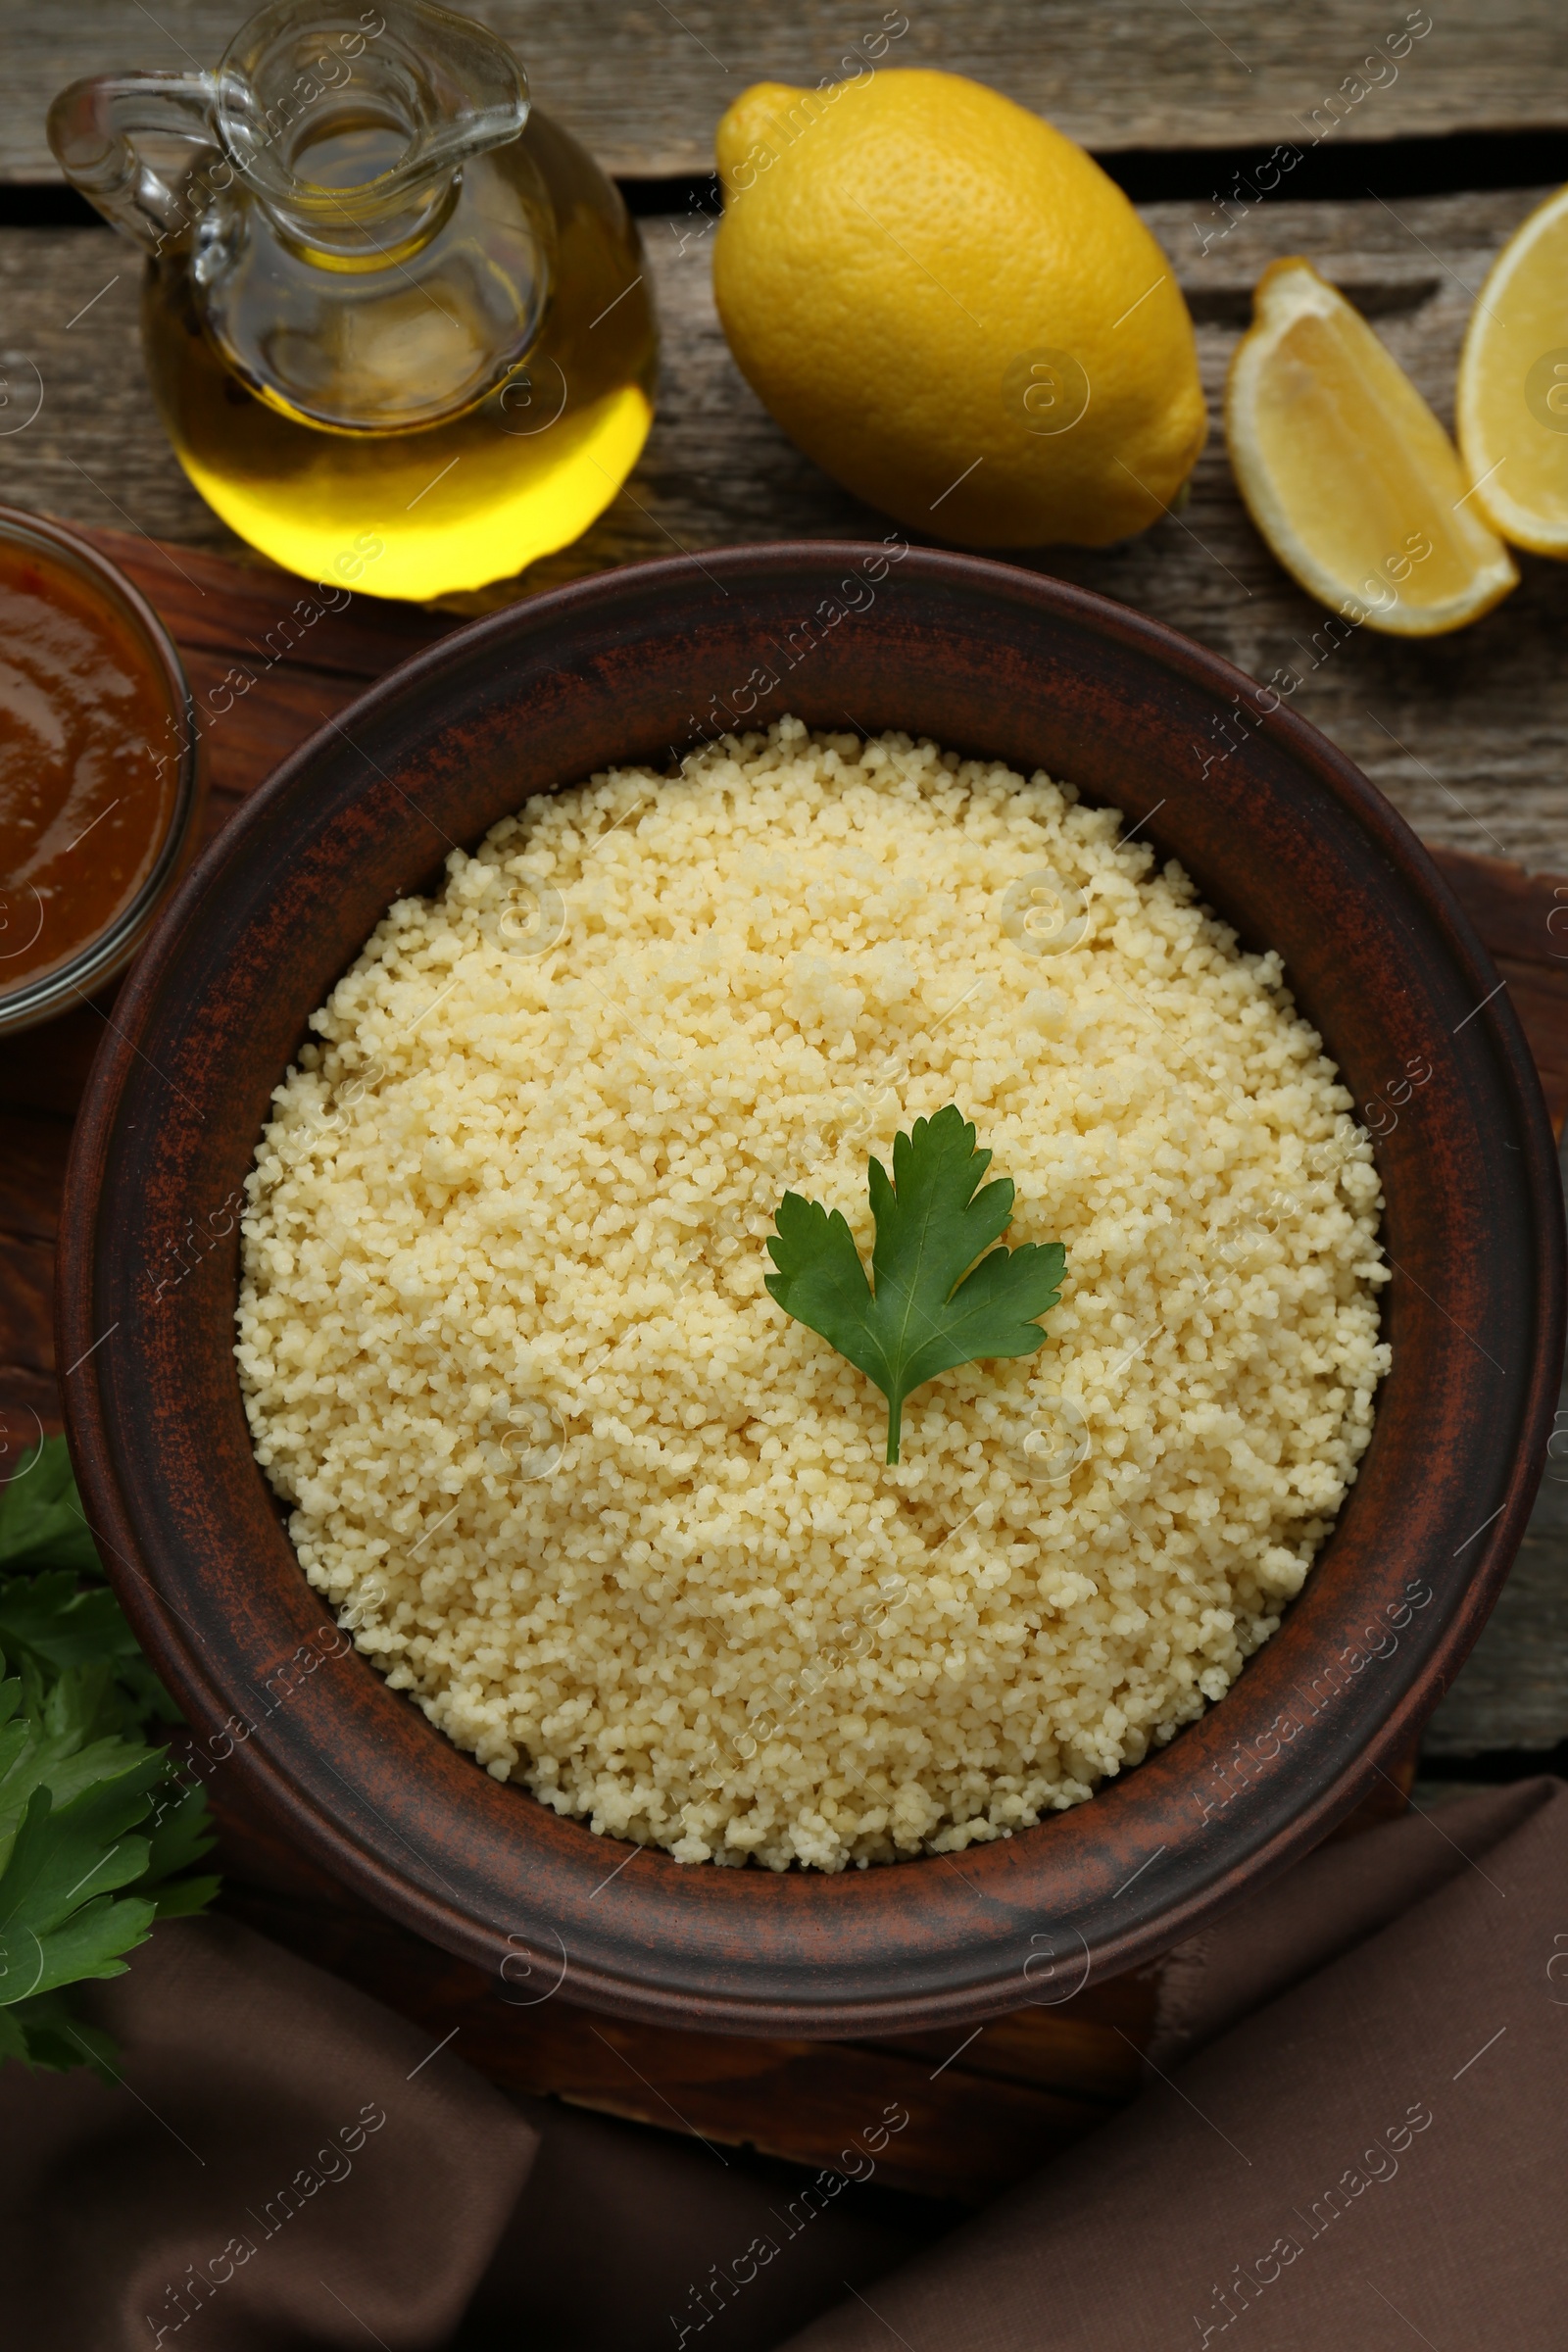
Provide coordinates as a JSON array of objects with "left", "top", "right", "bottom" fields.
[
  {"left": 0, "top": 1438, "right": 218, "bottom": 2080},
  {"left": 766, "top": 1103, "right": 1066, "bottom": 1463}
]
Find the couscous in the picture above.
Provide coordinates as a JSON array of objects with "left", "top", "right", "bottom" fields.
[{"left": 236, "top": 719, "right": 1388, "bottom": 1870}]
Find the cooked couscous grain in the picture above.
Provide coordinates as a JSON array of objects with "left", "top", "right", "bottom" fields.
[{"left": 236, "top": 719, "right": 1388, "bottom": 1870}]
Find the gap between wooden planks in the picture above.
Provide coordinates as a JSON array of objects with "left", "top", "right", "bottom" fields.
[{"left": 4, "top": 1, "right": 1567, "bottom": 179}]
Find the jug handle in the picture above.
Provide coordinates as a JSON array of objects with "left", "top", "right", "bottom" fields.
[{"left": 48, "top": 73, "right": 224, "bottom": 254}]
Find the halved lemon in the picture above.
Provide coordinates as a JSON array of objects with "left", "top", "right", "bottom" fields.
[
  {"left": 1457, "top": 184, "right": 1568, "bottom": 557},
  {"left": 1226, "top": 257, "right": 1518, "bottom": 636}
]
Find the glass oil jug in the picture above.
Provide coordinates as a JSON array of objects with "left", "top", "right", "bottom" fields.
[{"left": 48, "top": 1, "right": 658, "bottom": 601}]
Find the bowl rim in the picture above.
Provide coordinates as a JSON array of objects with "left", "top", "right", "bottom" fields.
[
  {"left": 0, "top": 502, "right": 204, "bottom": 1034},
  {"left": 58, "top": 540, "right": 1567, "bottom": 2034}
]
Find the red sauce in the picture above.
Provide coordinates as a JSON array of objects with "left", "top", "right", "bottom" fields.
[{"left": 0, "top": 540, "right": 181, "bottom": 995}]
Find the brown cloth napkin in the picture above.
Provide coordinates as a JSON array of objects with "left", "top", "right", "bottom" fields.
[
  {"left": 781, "top": 1777, "right": 1568, "bottom": 2352},
  {"left": 0, "top": 1910, "right": 535, "bottom": 2351},
  {"left": 2, "top": 1780, "right": 1563, "bottom": 2351}
]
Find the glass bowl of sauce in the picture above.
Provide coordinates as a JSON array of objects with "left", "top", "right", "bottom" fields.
[{"left": 0, "top": 505, "right": 203, "bottom": 1035}]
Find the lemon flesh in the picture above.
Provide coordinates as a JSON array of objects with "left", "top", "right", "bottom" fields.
[
  {"left": 1227, "top": 259, "right": 1517, "bottom": 636},
  {"left": 1457, "top": 184, "right": 1568, "bottom": 557},
  {"left": 712, "top": 72, "right": 1206, "bottom": 548}
]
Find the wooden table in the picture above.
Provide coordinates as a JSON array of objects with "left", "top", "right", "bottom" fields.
[{"left": 3, "top": 0, "right": 1566, "bottom": 2201}]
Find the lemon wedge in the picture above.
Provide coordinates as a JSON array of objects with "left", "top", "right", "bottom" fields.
[
  {"left": 1457, "top": 185, "right": 1568, "bottom": 557},
  {"left": 1227, "top": 257, "right": 1518, "bottom": 635}
]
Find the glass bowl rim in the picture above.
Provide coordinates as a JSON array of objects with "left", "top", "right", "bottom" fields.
[{"left": 0, "top": 503, "right": 203, "bottom": 1035}]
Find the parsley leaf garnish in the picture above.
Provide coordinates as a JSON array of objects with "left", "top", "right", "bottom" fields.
[
  {"left": 766, "top": 1102, "right": 1066, "bottom": 1464},
  {"left": 0, "top": 1437, "right": 101, "bottom": 1576},
  {"left": 0, "top": 1440, "right": 218, "bottom": 2080}
]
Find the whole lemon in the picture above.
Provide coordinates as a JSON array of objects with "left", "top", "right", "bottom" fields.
[{"left": 712, "top": 71, "right": 1206, "bottom": 546}]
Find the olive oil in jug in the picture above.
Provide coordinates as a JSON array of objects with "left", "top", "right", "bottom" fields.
[{"left": 50, "top": 1, "right": 658, "bottom": 601}]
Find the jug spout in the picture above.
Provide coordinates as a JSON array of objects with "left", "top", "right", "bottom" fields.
[
  {"left": 221, "top": 2, "right": 529, "bottom": 261},
  {"left": 49, "top": 4, "right": 529, "bottom": 263},
  {"left": 49, "top": 0, "right": 555, "bottom": 436}
]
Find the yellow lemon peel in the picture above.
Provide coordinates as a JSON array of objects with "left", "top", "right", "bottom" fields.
[
  {"left": 1226, "top": 257, "right": 1517, "bottom": 637},
  {"left": 1457, "top": 184, "right": 1568, "bottom": 558},
  {"left": 712, "top": 70, "right": 1206, "bottom": 548}
]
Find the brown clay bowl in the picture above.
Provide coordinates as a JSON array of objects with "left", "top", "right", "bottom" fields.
[{"left": 59, "top": 544, "right": 1564, "bottom": 2036}]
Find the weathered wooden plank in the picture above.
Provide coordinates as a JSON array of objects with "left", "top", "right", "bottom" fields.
[
  {"left": 2, "top": 0, "right": 1565, "bottom": 182},
  {"left": 1429, "top": 850, "right": 1568, "bottom": 969},
  {"left": 0, "top": 995, "right": 115, "bottom": 1120},
  {"left": 179, "top": 651, "right": 380, "bottom": 798},
  {"left": 488, "top": 2004, "right": 1113, "bottom": 2199},
  {"left": 1423, "top": 1530, "right": 1568, "bottom": 1753},
  {"left": 0, "top": 1374, "right": 56, "bottom": 1469},
  {"left": 1429, "top": 851, "right": 1568, "bottom": 1136},
  {"left": 74, "top": 531, "right": 451, "bottom": 676},
  {"left": 0, "top": 1233, "right": 54, "bottom": 1391},
  {"left": 1424, "top": 1161, "right": 1568, "bottom": 1759},
  {"left": 0, "top": 1109, "right": 69, "bottom": 1246},
  {"left": 4, "top": 187, "right": 1566, "bottom": 864},
  {"left": 865, "top": 2011, "right": 1145, "bottom": 2104},
  {"left": 1488, "top": 961, "right": 1568, "bottom": 1134}
]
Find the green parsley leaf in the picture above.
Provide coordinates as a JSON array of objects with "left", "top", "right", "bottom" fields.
[
  {"left": 140, "top": 1777, "right": 220, "bottom": 1916},
  {"left": 0, "top": 1444, "right": 176, "bottom": 1735},
  {"left": 0, "top": 1440, "right": 99, "bottom": 1576},
  {"left": 0, "top": 1988, "right": 120, "bottom": 2079},
  {"left": 766, "top": 1102, "right": 1066, "bottom": 1464},
  {"left": 0, "top": 1438, "right": 219, "bottom": 2078},
  {"left": 0, "top": 1572, "right": 139, "bottom": 1679}
]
